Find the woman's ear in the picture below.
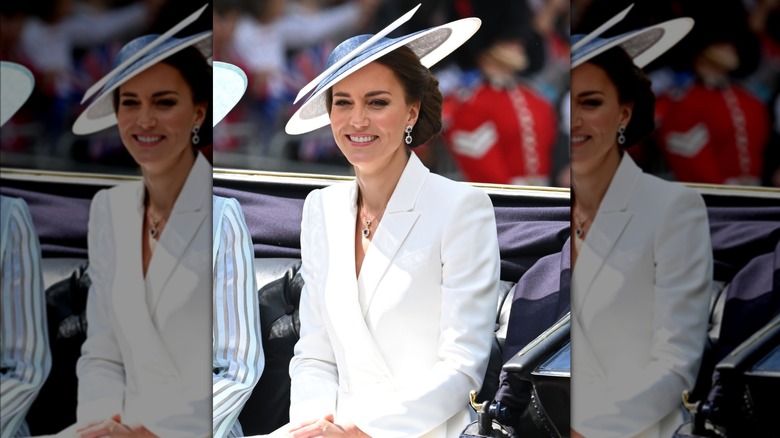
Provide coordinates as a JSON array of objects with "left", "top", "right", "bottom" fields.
[
  {"left": 408, "top": 101, "right": 420, "bottom": 126},
  {"left": 194, "top": 102, "right": 208, "bottom": 128},
  {"left": 620, "top": 102, "right": 634, "bottom": 127}
]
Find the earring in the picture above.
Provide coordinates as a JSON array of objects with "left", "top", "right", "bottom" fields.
[
  {"left": 405, "top": 125, "right": 413, "bottom": 145},
  {"left": 192, "top": 125, "right": 200, "bottom": 145},
  {"left": 617, "top": 125, "right": 626, "bottom": 145}
]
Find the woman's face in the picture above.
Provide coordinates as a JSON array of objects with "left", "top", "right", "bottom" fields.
[
  {"left": 570, "top": 62, "right": 632, "bottom": 176},
  {"left": 329, "top": 62, "right": 419, "bottom": 174},
  {"left": 116, "top": 62, "right": 206, "bottom": 175}
]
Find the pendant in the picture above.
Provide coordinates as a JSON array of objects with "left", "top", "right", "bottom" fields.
[
  {"left": 575, "top": 228, "right": 583, "bottom": 238},
  {"left": 362, "top": 227, "right": 370, "bottom": 238},
  {"left": 150, "top": 227, "right": 158, "bottom": 238}
]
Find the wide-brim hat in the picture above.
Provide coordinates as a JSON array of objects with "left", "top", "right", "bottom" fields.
[
  {"left": 0, "top": 61, "right": 35, "bottom": 127},
  {"left": 213, "top": 62, "right": 247, "bottom": 127},
  {"left": 285, "top": 4, "right": 481, "bottom": 135},
  {"left": 571, "top": 4, "right": 694, "bottom": 69},
  {"left": 73, "top": 4, "right": 212, "bottom": 135}
]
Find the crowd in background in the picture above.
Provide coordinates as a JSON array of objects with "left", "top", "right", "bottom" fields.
[
  {"left": 1, "top": 0, "right": 778, "bottom": 187},
  {"left": 573, "top": 0, "right": 780, "bottom": 186},
  {"left": 211, "top": 0, "right": 572, "bottom": 185}
]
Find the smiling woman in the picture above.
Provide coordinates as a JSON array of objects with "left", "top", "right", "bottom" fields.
[
  {"left": 569, "top": 6, "right": 713, "bottom": 438},
  {"left": 250, "top": 6, "right": 502, "bottom": 438},
  {"left": 49, "top": 6, "right": 261, "bottom": 438}
]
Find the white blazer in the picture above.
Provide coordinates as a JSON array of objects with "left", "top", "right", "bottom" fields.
[
  {"left": 571, "top": 154, "right": 713, "bottom": 438},
  {"left": 289, "top": 152, "right": 500, "bottom": 438},
  {"left": 77, "top": 153, "right": 212, "bottom": 437}
]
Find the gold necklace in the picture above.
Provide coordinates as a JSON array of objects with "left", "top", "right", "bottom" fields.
[
  {"left": 358, "top": 197, "right": 385, "bottom": 239},
  {"left": 146, "top": 208, "right": 168, "bottom": 251},
  {"left": 573, "top": 211, "right": 591, "bottom": 239}
]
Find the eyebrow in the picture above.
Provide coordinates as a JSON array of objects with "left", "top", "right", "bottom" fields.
[
  {"left": 333, "top": 90, "right": 391, "bottom": 98},
  {"left": 575, "top": 90, "right": 605, "bottom": 98},
  {"left": 119, "top": 90, "right": 180, "bottom": 98}
]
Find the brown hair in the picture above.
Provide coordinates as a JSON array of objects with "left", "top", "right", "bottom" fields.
[{"left": 587, "top": 47, "right": 655, "bottom": 147}]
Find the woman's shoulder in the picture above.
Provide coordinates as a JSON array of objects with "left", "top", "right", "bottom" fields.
[
  {"left": 636, "top": 171, "right": 705, "bottom": 210},
  {"left": 425, "top": 171, "right": 492, "bottom": 207},
  {"left": 92, "top": 180, "right": 143, "bottom": 206}
]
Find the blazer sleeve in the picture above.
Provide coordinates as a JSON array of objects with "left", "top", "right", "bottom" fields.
[
  {"left": 289, "top": 190, "right": 340, "bottom": 422},
  {"left": 0, "top": 197, "right": 51, "bottom": 437},
  {"left": 577, "top": 188, "right": 713, "bottom": 438},
  {"left": 356, "top": 188, "right": 501, "bottom": 437},
  {"left": 212, "top": 197, "right": 263, "bottom": 438},
  {"left": 76, "top": 189, "right": 126, "bottom": 423}
]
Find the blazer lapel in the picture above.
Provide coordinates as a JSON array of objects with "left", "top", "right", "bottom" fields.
[
  {"left": 109, "top": 182, "right": 181, "bottom": 381},
  {"left": 358, "top": 153, "right": 426, "bottom": 313},
  {"left": 145, "top": 153, "right": 211, "bottom": 313},
  {"left": 572, "top": 154, "right": 639, "bottom": 314}
]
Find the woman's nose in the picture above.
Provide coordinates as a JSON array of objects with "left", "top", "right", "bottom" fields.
[
  {"left": 571, "top": 110, "right": 582, "bottom": 128},
  {"left": 349, "top": 107, "right": 369, "bottom": 129},
  {"left": 137, "top": 105, "right": 156, "bottom": 129}
]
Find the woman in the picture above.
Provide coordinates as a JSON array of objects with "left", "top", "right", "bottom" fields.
[
  {"left": 569, "top": 6, "right": 713, "bottom": 438},
  {"left": 279, "top": 5, "right": 500, "bottom": 438},
  {"left": 63, "top": 7, "right": 261, "bottom": 438}
]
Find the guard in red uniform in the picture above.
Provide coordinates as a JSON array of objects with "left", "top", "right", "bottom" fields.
[
  {"left": 443, "top": 0, "right": 558, "bottom": 186},
  {"left": 657, "top": 35, "right": 770, "bottom": 185}
]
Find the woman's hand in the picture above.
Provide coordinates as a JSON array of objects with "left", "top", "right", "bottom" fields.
[
  {"left": 75, "top": 414, "right": 158, "bottom": 438},
  {"left": 287, "top": 414, "right": 370, "bottom": 438}
]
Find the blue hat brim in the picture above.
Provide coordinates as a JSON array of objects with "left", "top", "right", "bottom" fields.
[
  {"left": 73, "top": 31, "right": 211, "bottom": 135},
  {"left": 213, "top": 62, "right": 247, "bottom": 127},
  {"left": 571, "top": 17, "right": 694, "bottom": 69},
  {"left": 285, "top": 17, "right": 481, "bottom": 135},
  {"left": 0, "top": 62, "right": 34, "bottom": 127}
]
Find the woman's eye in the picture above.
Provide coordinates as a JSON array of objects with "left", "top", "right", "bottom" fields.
[
  {"left": 333, "top": 99, "right": 351, "bottom": 107},
  {"left": 369, "top": 99, "right": 388, "bottom": 107},
  {"left": 120, "top": 99, "right": 139, "bottom": 107},
  {"left": 156, "top": 99, "right": 176, "bottom": 107},
  {"left": 582, "top": 99, "right": 602, "bottom": 107}
]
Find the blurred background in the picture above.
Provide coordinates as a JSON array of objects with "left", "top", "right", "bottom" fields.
[
  {"left": 211, "top": 0, "right": 572, "bottom": 185},
  {"left": 1, "top": 0, "right": 572, "bottom": 185},
  {"left": 3, "top": 0, "right": 776, "bottom": 187},
  {"left": 573, "top": 0, "right": 780, "bottom": 187}
]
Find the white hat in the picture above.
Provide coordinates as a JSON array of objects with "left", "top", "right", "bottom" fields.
[
  {"left": 571, "top": 4, "right": 693, "bottom": 69},
  {"left": 73, "top": 4, "right": 211, "bottom": 135},
  {"left": 0, "top": 61, "right": 34, "bottom": 127},
  {"left": 213, "top": 62, "right": 247, "bottom": 127},
  {"left": 285, "top": 3, "right": 481, "bottom": 135}
]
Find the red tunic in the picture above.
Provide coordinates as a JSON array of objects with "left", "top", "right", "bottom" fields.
[
  {"left": 444, "top": 81, "right": 557, "bottom": 185},
  {"left": 657, "top": 82, "right": 769, "bottom": 185}
]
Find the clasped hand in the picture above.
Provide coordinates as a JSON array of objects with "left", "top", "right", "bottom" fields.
[
  {"left": 286, "top": 414, "right": 370, "bottom": 438},
  {"left": 73, "top": 414, "right": 158, "bottom": 438}
]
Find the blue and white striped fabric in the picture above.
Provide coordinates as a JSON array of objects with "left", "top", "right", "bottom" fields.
[
  {"left": 212, "top": 196, "right": 263, "bottom": 438},
  {"left": 0, "top": 196, "right": 51, "bottom": 438}
]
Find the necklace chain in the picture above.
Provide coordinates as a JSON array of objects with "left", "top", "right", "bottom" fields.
[
  {"left": 358, "top": 196, "right": 385, "bottom": 239},
  {"left": 573, "top": 209, "right": 591, "bottom": 240}
]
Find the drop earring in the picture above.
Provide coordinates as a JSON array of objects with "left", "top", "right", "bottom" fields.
[
  {"left": 405, "top": 125, "right": 413, "bottom": 145},
  {"left": 192, "top": 125, "right": 201, "bottom": 145},
  {"left": 617, "top": 125, "right": 626, "bottom": 145}
]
